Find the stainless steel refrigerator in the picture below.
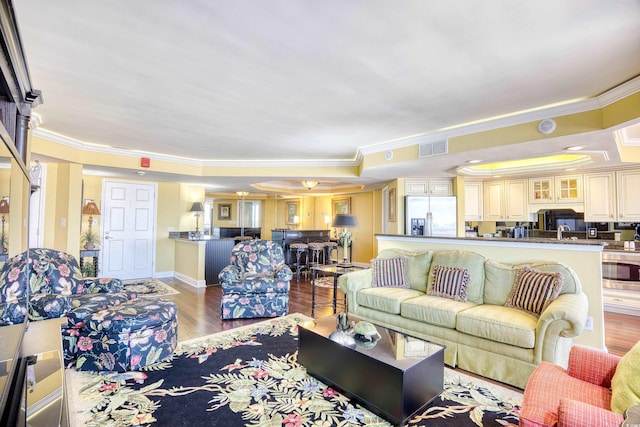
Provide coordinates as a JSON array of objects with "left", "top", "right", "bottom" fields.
[{"left": 405, "top": 196, "right": 457, "bottom": 237}]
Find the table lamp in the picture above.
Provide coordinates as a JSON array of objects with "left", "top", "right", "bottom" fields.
[
  {"left": 82, "top": 200, "right": 101, "bottom": 234},
  {"left": 332, "top": 214, "right": 359, "bottom": 266},
  {"left": 190, "top": 202, "right": 204, "bottom": 233}
]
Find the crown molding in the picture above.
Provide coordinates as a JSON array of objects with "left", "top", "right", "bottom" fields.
[
  {"left": 359, "top": 76, "right": 640, "bottom": 156},
  {"left": 31, "top": 128, "right": 360, "bottom": 168}
]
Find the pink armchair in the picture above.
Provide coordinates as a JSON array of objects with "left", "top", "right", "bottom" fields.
[{"left": 520, "top": 345, "right": 624, "bottom": 427}]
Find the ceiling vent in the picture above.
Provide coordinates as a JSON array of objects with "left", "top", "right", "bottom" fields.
[{"left": 419, "top": 139, "right": 448, "bottom": 158}]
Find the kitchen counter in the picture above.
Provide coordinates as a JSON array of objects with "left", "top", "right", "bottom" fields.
[{"left": 381, "top": 234, "right": 608, "bottom": 247}]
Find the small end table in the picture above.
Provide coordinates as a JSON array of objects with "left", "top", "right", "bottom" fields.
[
  {"left": 311, "top": 262, "right": 369, "bottom": 316},
  {"left": 79, "top": 249, "right": 99, "bottom": 275}
]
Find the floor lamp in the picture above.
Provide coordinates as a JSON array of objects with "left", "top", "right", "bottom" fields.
[{"left": 332, "top": 214, "right": 358, "bottom": 266}]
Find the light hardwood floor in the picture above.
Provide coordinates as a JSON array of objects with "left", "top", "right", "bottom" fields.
[{"left": 161, "top": 276, "right": 640, "bottom": 357}]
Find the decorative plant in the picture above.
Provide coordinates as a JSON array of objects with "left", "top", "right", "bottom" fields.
[
  {"left": 81, "top": 229, "right": 99, "bottom": 250},
  {"left": 81, "top": 262, "right": 97, "bottom": 278},
  {"left": 337, "top": 229, "right": 352, "bottom": 248}
]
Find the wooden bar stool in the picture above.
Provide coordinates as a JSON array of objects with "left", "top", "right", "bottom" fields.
[
  {"left": 323, "top": 241, "right": 338, "bottom": 264},
  {"left": 288, "top": 242, "right": 308, "bottom": 280},
  {"left": 307, "top": 242, "right": 325, "bottom": 268}
]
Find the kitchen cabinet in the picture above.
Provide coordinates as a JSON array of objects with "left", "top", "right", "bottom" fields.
[
  {"left": 529, "top": 177, "right": 554, "bottom": 204},
  {"left": 505, "top": 179, "right": 528, "bottom": 221},
  {"left": 464, "top": 181, "right": 483, "bottom": 221},
  {"left": 617, "top": 170, "right": 640, "bottom": 221},
  {"left": 584, "top": 172, "right": 616, "bottom": 222},
  {"left": 405, "top": 179, "right": 452, "bottom": 196},
  {"left": 483, "top": 181, "right": 504, "bottom": 221},
  {"left": 529, "top": 175, "right": 582, "bottom": 204}
]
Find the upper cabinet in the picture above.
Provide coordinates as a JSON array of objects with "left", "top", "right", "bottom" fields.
[
  {"left": 617, "top": 171, "right": 640, "bottom": 222},
  {"left": 584, "top": 173, "right": 616, "bottom": 222},
  {"left": 405, "top": 179, "right": 453, "bottom": 196},
  {"left": 483, "top": 181, "right": 504, "bottom": 221},
  {"left": 505, "top": 179, "right": 528, "bottom": 221},
  {"left": 529, "top": 175, "right": 582, "bottom": 204},
  {"left": 464, "top": 181, "right": 483, "bottom": 221}
]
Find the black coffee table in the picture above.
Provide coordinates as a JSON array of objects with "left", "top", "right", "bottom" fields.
[{"left": 298, "top": 314, "right": 445, "bottom": 425}]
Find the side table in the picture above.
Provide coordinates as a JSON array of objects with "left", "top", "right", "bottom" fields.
[
  {"left": 311, "top": 262, "right": 369, "bottom": 316},
  {"left": 79, "top": 249, "right": 99, "bottom": 276}
]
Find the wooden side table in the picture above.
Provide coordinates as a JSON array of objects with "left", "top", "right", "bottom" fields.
[{"left": 79, "top": 249, "right": 99, "bottom": 275}]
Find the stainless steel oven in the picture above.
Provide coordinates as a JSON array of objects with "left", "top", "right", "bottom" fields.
[{"left": 602, "top": 251, "right": 640, "bottom": 291}]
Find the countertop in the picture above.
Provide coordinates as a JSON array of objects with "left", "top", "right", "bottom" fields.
[{"left": 377, "top": 233, "right": 609, "bottom": 246}]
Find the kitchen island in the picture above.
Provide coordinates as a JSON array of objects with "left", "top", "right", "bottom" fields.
[
  {"left": 375, "top": 234, "right": 606, "bottom": 352},
  {"left": 170, "top": 236, "right": 235, "bottom": 287}
]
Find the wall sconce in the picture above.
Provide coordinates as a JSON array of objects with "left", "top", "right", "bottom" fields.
[
  {"left": 190, "top": 202, "right": 204, "bottom": 233},
  {"left": 301, "top": 180, "right": 319, "bottom": 190},
  {"left": 82, "top": 200, "right": 101, "bottom": 234},
  {"left": 293, "top": 215, "right": 300, "bottom": 229}
]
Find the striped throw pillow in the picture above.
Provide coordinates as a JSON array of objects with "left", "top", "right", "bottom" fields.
[
  {"left": 429, "top": 265, "right": 470, "bottom": 302},
  {"left": 371, "top": 256, "right": 410, "bottom": 288},
  {"left": 505, "top": 266, "right": 563, "bottom": 316}
]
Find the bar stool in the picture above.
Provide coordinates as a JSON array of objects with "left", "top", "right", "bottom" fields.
[
  {"left": 288, "top": 242, "right": 308, "bottom": 280},
  {"left": 307, "top": 242, "right": 325, "bottom": 268},
  {"left": 323, "top": 241, "right": 338, "bottom": 264}
]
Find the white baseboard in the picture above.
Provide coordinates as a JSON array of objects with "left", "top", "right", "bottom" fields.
[
  {"left": 153, "top": 271, "right": 174, "bottom": 279},
  {"left": 173, "top": 271, "right": 206, "bottom": 288}
]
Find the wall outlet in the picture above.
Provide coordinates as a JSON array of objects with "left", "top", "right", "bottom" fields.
[
  {"left": 584, "top": 316, "right": 593, "bottom": 331},
  {"left": 60, "top": 218, "right": 66, "bottom": 227}
]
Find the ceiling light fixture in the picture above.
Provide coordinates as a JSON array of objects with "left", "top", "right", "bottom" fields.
[
  {"left": 301, "top": 180, "right": 319, "bottom": 190},
  {"left": 565, "top": 145, "right": 585, "bottom": 151},
  {"left": 235, "top": 191, "right": 249, "bottom": 197},
  {"left": 466, "top": 159, "right": 482, "bottom": 164}
]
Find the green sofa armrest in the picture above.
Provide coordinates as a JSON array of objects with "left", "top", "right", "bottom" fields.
[
  {"left": 338, "top": 269, "right": 373, "bottom": 293},
  {"left": 535, "top": 292, "right": 589, "bottom": 364}
]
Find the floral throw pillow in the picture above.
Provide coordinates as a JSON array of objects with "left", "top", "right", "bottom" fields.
[
  {"left": 371, "top": 256, "right": 410, "bottom": 288},
  {"left": 429, "top": 265, "right": 470, "bottom": 302},
  {"left": 505, "top": 266, "right": 563, "bottom": 316}
]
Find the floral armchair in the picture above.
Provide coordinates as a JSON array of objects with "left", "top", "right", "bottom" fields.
[
  {"left": 0, "top": 248, "right": 130, "bottom": 326},
  {"left": 218, "top": 239, "right": 292, "bottom": 319}
]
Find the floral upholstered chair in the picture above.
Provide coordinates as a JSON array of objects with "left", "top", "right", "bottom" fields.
[
  {"left": 218, "top": 239, "right": 293, "bottom": 319},
  {"left": 0, "top": 248, "right": 130, "bottom": 326}
]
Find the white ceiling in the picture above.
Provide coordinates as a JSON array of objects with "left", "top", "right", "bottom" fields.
[{"left": 14, "top": 1, "right": 640, "bottom": 192}]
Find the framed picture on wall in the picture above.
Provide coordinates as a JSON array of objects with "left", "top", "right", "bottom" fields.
[
  {"left": 286, "top": 201, "right": 299, "bottom": 225},
  {"left": 218, "top": 204, "right": 231, "bottom": 220},
  {"left": 389, "top": 188, "right": 397, "bottom": 222},
  {"left": 332, "top": 197, "right": 351, "bottom": 218}
]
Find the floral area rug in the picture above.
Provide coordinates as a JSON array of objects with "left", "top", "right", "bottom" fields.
[
  {"left": 65, "top": 314, "right": 521, "bottom": 427},
  {"left": 123, "top": 278, "right": 180, "bottom": 298}
]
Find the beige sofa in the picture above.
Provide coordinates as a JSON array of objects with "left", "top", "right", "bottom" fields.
[{"left": 338, "top": 248, "right": 589, "bottom": 389}]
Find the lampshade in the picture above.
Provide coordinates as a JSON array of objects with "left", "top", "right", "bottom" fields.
[
  {"left": 0, "top": 198, "right": 9, "bottom": 214},
  {"left": 301, "top": 180, "right": 319, "bottom": 190},
  {"left": 82, "top": 201, "right": 101, "bottom": 216},
  {"left": 190, "top": 202, "right": 204, "bottom": 212},
  {"left": 332, "top": 214, "right": 358, "bottom": 228}
]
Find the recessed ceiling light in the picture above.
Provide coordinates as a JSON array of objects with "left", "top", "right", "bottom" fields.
[
  {"left": 466, "top": 159, "right": 482, "bottom": 164},
  {"left": 565, "top": 168, "right": 577, "bottom": 171},
  {"left": 137, "top": 171, "right": 146, "bottom": 176},
  {"left": 565, "top": 145, "right": 585, "bottom": 151},
  {"left": 492, "top": 175, "right": 502, "bottom": 178}
]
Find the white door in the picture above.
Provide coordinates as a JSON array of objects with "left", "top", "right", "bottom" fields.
[{"left": 101, "top": 180, "right": 157, "bottom": 279}]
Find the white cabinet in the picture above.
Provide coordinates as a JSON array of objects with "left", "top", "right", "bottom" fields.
[
  {"left": 584, "top": 173, "right": 616, "bottom": 222},
  {"left": 464, "top": 181, "right": 483, "bottom": 221},
  {"left": 505, "top": 179, "right": 528, "bottom": 221},
  {"left": 529, "top": 175, "right": 583, "bottom": 204},
  {"left": 529, "top": 177, "right": 554, "bottom": 204},
  {"left": 405, "top": 179, "right": 452, "bottom": 196},
  {"left": 483, "top": 181, "right": 504, "bottom": 221},
  {"left": 555, "top": 175, "right": 583, "bottom": 203},
  {"left": 617, "top": 171, "right": 640, "bottom": 221}
]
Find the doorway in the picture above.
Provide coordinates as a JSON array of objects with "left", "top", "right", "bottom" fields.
[{"left": 101, "top": 179, "right": 157, "bottom": 279}]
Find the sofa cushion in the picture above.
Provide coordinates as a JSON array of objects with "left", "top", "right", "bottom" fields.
[
  {"left": 611, "top": 340, "right": 640, "bottom": 414},
  {"left": 456, "top": 305, "right": 537, "bottom": 348},
  {"left": 371, "top": 256, "right": 410, "bottom": 288},
  {"left": 427, "top": 251, "right": 486, "bottom": 304},
  {"left": 484, "top": 260, "right": 517, "bottom": 305},
  {"left": 356, "top": 287, "right": 423, "bottom": 315},
  {"left": 506, "top": 266, "right": 563, "bottom": 316},
  {"left": 401, "top": 295, "right": 476, "bottom": 329},
  {"left": 429, "top": 265, "right": 469, "bottom": 302},
  {"left": 376, "top": 249, "right": 432, "bottom": 292}
]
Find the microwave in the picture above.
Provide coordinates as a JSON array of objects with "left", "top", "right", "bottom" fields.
[{"left": 602, "top": 252, "right": 640, "bottom": 291}]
